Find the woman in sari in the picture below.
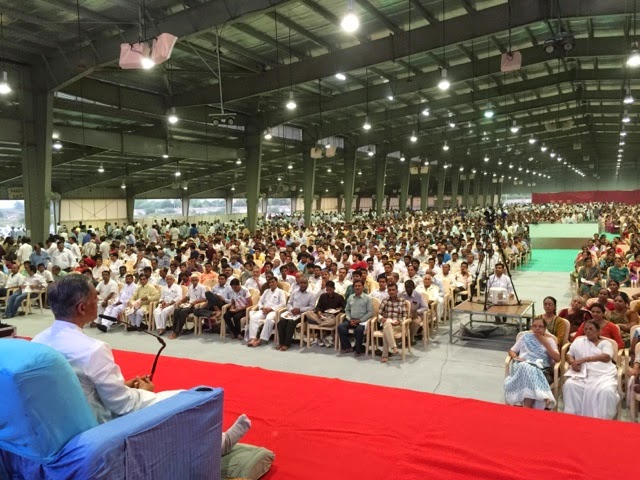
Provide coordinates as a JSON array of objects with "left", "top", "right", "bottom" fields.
[
  {"left": 504, "top": 317, "right": 560, "bottom": 409},
  {"left": 574, "top": 303, "right": 624, "bottom": 349},
  {"left": 563, "top": 319, "right": 620, "bottom": 419},
  {"left": 606, "top": 293, "right": 638, "bottom": 348},
  {"left": 533, "top": 296, "right": 566, "bottom": 346},
  {"left": 558, "top": 296, "right": 592, "bottom": 334},
  {"left": 577, "top": 257, "right": 600, "bottom": 298},
  {"left": 628, "top": 252, "right": 640, "bottom": 282},
  {"left": 607, "top": 257, "right": 630, "bottom": 287}
]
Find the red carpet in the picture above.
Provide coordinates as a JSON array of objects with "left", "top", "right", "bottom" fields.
[{"left": 114, "top": 350, "right": 637, "bottom": 479}]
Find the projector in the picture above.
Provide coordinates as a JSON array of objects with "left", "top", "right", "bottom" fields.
[{"left": 119, "top": 33, "right": 178, "bottom": 70}]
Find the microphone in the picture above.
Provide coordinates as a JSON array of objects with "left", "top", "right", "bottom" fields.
[{"left": 99, "top": 314, "right": 166, "bottom": 381}]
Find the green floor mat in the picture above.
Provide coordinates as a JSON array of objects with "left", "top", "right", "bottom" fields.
[{"left": 518, "top": 249, "right": 575, "bottom": 273}]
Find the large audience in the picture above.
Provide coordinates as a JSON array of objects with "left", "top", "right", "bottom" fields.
[{"left": 2, "top": 201, "right": 640, "bottom": 422}]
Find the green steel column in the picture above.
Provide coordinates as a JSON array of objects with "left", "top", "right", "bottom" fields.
[
  {"left": 245, "top": 120, "right": 263, "bottom": 232},
  {"left": 473, "top": 174, "right": 481, "bottom": 208},
  {"left": 420, "top": 167, "right": 430, "bottom": 212},
  {"left": 302, "top": 147, "right": 316, "bottom": 227},
  {"left": 449, "top": 171, "right": 459, "bottom": 209},
  {"left": 436, "top": 167, "right": 446, "bottom": 211},
  {"left": 126, "top": 194, "right": 135, "bottom": 223},
  {"left": 22, "top": 65, "right": 52, "bottom": 242},
  {"left": 462, "top": 174, "right": 471, "bottom": 208},
  {"left": 374, "top": 146, "right": 387, "bottom": 216},
  {"left": 398, "top": 158, "right": 410, "bottom": 215},
  {"left": 181, "top": 190, "right": 190, "bottom": 218},
  {"left": 342, "top": 140, "right": 357, "bottom": 222}
]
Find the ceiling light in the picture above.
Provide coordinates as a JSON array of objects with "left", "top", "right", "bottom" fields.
[
  {"left": 231, "top": 185, "right": 235, "bottom": 191},
  {"left": 528, "top": 156, "right": 533, "bottom": 161},
  {"left": 484, "top": 155, "right": 489, "bottom": 162},
  {"left": 367, "top": 148, "right": 374, "bottom": 157},
  {"left": 620, "top": 130, "right": 627, "bottom": 136},
  {"left": 325, "top": 142, "right": 331, "bottom": 149},
  {"left": 335, "top": 73, "right": 347, "bottom": 81},
  {"left": 437, "top": 68, "right": 450, "bottom": 91},
  {"left": 620, "top": 140, "right": 626, "bottom": 146},
  {"left": 508, "top": 163, "right": 513, "bottom": 169},
  {"left": 448, "top": 121, "right": 456, "bottom": 128},
  {"left": 141, "top": 57, "right": 155, "bottom": 69},
  {"left": 387, "top": 95, "right": 394, "bottom": 101},
  {"left": 619, "top": 148, "right": 624, "bottom": 153},
  {"left": 358, "top": 170, "right": 362, "bottom": 175},
  {"left": 264, "top": 128, "right": 273, "bottom": 140},
  {"left": 518, "top": 166, "right": 523, "bottom": 171},
  {"left": 410, "top": 131, "right": 417, "bottom": 142},
  {"left": 0, "top": 71, "right": 11, "bottom": 95},
  {"left": 340, "top": 180, "right": 344, "bottom": 184},
  {"left": 98, "top": 163, "right": 105, "bottom": 173},
  {"left": 236, "top": 158, "right": 242, "bottom": 165},
  {"left": 422, "top": 108, "right": 430, "bottom": 116},
  {"left": 624, "top": 87, "right": 635, "bottom": 105},
  {"left": 277, "top": 176, "right": 282, "bottom": 181},
  {"left": 484, "top": 108, "right": 494, "bottom": 119},
  {"left": 459, "top": 166, "right": 464, "bottom": 172},
  {"left": 285, "top": 90, "right": 297, "bottom": 110},
  {"left": 540, "top": 143, "right": 547, "bottom": 152},
  {"left": 483, "top": 171, "right": 487, "bottom": 176},
  {"left": 52, "top": 132, "right": 59, "bottom": 140},
  {"left": 174, "top": 170, "right": 181, "bottom": 177},
  {"left": 167, "top": 107, "right": 179, "bottom": 124},
  {"left": 550, "top": 151, "right": 556, "bottom": 158},
  {"left": 162, "top": 153, "right": 169, "bottom": 159},
  {"left": 498, "top": 160, "right": 503, "bottom": 165},
  {"left": 363, "top": 117, "right": 371, "bottom": 130},
  {"left": 287, "top": 164, "right": 293, "bottom": 169},
  {"left": 341, "top": 8, "right": 360, "bottom": 33},
  {"left": 442, "top": 141, "right": 449, "bottom": 151},
  {"left": 509, "top": 120, "right": 520, "bottom": 134},
  {"left": 182, "top": 183, "right": 188, "bottom": 191},
  {"left": 443, "top": 164, "right": 449, "bottom": 169},
  {"left": 627, "top": 43, "right": 640, "bottom": 67},
  {"left": 121, "top": 180, "right": 126, "bottom": 189},
  {"left": 327, "top": 167, "right": 332, "bottom": 173},
  {"left": 52, "top": 141, "right": 62, "bottom": 150},
  {"left": 400, "top": 155, "right": 405, "bottom": 162},
  {"left": 528, "top": 136, "right": 536, "bottom": 144},
  {"left": 622, "top": 111, "right": 631, "bottom": 123}
]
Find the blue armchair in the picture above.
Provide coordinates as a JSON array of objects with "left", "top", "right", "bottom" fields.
[{"left": 0, "top": 339, "right": 222, "bottom": 480}]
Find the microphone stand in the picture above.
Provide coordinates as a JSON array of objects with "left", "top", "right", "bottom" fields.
[{"left": 99, "top": 314, "right": 166, "bottom": 381}]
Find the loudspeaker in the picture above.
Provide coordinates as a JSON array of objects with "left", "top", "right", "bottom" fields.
[{"left": 500, "top": 51, "right": 522, "bottom": 72}]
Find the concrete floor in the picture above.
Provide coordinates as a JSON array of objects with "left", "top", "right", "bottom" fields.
[{"left": 14, "top": 268, "right": 576, "bottom": 406}]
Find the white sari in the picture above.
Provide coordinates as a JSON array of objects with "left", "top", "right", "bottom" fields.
[{"left": 563, "top": 336, "right": 620, "bottom": 419}]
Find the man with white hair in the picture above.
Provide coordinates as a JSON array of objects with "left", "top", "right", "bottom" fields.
[{"left": 152, "top": 274, "right": 182, "bottom": 335}]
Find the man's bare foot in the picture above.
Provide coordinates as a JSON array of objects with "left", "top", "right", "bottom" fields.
[
  {"left": 280, "top": 345, "right": 289, "bottom": 351},
  {"left": 168, "top": 332, "right": 178, "bottom": 340},
  {"left": 157, "top": 329, "right": 165, "bottom": 336},
  {"left": 253, "top": 339, "right": 262, "bottom": 347},
  {"left": 381, "top": 357, "right": 388, "bottom": 363}
]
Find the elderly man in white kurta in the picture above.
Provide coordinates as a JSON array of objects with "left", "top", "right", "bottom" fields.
[
  {"left": 246, "top": 277, "right": 286, "bottom": 347},
  {"left": 152, "top": 274, "right": 182, "bottom": 335},
  {"left": 95, "top": 270, "right": 118, "bottom": 322}
]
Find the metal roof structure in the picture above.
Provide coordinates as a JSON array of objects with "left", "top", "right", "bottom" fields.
[{"left": 0, "top": 0, "right": 636, "bottom": 199}]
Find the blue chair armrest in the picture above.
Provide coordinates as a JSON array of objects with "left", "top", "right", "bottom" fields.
[{"left": 1, "top": 386, "right": 223, "bottom": 480}]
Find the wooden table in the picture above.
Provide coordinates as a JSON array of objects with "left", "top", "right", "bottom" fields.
[{"left": 450, "top": 300, "right": 536, "bottom": 344}]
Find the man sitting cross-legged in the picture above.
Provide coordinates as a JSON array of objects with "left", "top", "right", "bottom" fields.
[
  {"left": 246, "top": 277, "right": 286, "bottom": 347},
  {"left": 378, "top": 283, "right": 408, "bottom": 363}
]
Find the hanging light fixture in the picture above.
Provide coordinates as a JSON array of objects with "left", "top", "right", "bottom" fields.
[
  {"left": 358, "top": 170, "right": 363, "bottom": 175},
  {"left": 624, "top": 86, "right": 635, "bottom": 105},
  {"left": 367, "top": 148, "right": 374, "bottom": 157},
  {"left": 438, "top": 68, "right": 450, "bottom": 91},
  {"left": 236, "top": 158, "right": 242, "bottom": 165},
  {"left": 285, "top": 90, "right": 297, "bottom": 110},
  {"left": 528, "top": 135, "right": 536, "bottom": 144},
  {"left": 121, "top": 180, "right": 127, "bottom": 189},
  {"left": 410, "top": 131, "right": 417, "bottom": 142},
  {"left": 509, "top": 120, "right": 520, "bottom": 133},
  {"left": 98, "top": 163, "right": 105, "bottom": 173},
  {"left": 442, "top": 141, "right": 449, "bottom": 151},
  {"left": 287, "top": 164, "right": 293, "bottom": 169},
  {"left": 422, "top": 107, "right": 430, "bottom": 116},
  {"left": 264, "top": 128, "right": 273, "bottom": 140},
  {"left": 484, "top": 106, "right": 494, "bottom": 119},
  {"left": 0, "top": 15, "right": 10, "bottom": 95},
  {"left": 231, "top": 185, "right": 236, "bottom": 191},
  {"left": 549, "top": 151, "right": 556, "bottom": 158},
  {"left": 628, "top": 45, "right": 640, "bottom": 67},
  {"left": 484, "top": 155, "right": 489, "bottom": 162},
  {"left": 162, "top": 153, "right": 169, "bottom": 159},
  {"left": 363, "top": 117, "right": 372, "bottom": 130},
  {"left": 621, "top": 130, "right": 627, "bottom": 136},
  {"left": 622, "top": 111, "right": 631, "bottom": 123},
  {"left": 53, "top": 140, "right": 63, "bottom": 150},
  {"left": 335, "top": 73, "right": 346, "bottom": 81},
  {"left": 167, "top": 107, "right": 179, "bottom": 124},
  {"left": 400, "top": 154, "right": 406, "bottom": 162},
  {"left": 540, "top": 143, "right": 548, "bottom": 152},
  {"left": 341, "top": 0, "right": 359, "bottom": 32}
]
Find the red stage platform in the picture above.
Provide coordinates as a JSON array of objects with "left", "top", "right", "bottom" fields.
[{"left": 115, "top": 350, "right": 638, "bottom": 480}]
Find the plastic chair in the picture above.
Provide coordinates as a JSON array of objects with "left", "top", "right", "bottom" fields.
[
  {"left": 370, "top": 299, "right": 412, "bottom": 361},
  {"left": 219, "top": 288, "right": 260, "bottom": 339}
]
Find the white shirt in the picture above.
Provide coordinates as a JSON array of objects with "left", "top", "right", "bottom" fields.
[
  {"left": 17, "top": 243, "right": 33, "bottom": 263},
  {"left": 334, "top": 279, "right": 352, "bottom": 296},
  {"left": 6, "top": 272, "right": 25, "bottom": 289},
  {"left": 187, "top": 283, "right": 207, "bottom": 302},
  {"left": 486, "top": 273, "right": 514, "bottom": 295},
  {"left": 96, "top": 279, "right": 118, "bottom": 302},
  {"left": 33, "top": 321, "right": 158, "bottom": 424},
  {"left": 99, "top": 241, "right": 111, "bottom": 259},
  {"left": 371, "top": 289, "right": 389, "bottom": 302},
  {"left": 52, "top": 249, "right": 77, "bottom": 269},
  {"left": 159, "top": 283, "right": 182, "bottom": 305},
  {"left": 258, "top": 287, "right": 286, "bottom": 310},
  {"left": 115, "top": 282, "right": 137, "bottom": 305}
]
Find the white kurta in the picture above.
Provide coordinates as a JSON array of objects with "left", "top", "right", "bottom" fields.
[
  {"left": 153, "top": 283, "right": 183, "bottom": 329},
  {"left": 563, "top": 336, "right": 620, "bottom": 419},
  {"left": 33, "top": 321, "right": 178, "bottom": 424},
  {"left": 246, "top": 287, "right": 286, "bottom": 341}
]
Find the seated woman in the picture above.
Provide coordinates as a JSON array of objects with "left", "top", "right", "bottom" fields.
[
  {"left": 571, "top": 246, "right": 593, "bottom": 283},
  {"left": 628, "top": 252, "right": 640, "bottom": 282},
  {"left": 574, "top": 303, "right": 624, "bottom": 350},
  {"left": 563, "top": 318, "right": 620, "bottom": 419},
  {"left": 534, "top": 296, "right": 566, "bottom": 346},
  {"left": 558, "top": 296, "right": 592, "bottom": 335},
  {"left": 577, "top": 258, "right": 601, "bottom": 299},
  {"left": 606, "top": 292, "right": 639, "bottom": 348},
  {"left": 607, "top": 279, "right": 621, "bottom": 299},
  {"left": 586, "top": 288, "right": 615, "bottom": 311},
  {"left": 504, "top": 317, "right": 560, "bottom": 410},
  {"left": 608, "top": 257, "right": 630, "bottom": 287}
]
